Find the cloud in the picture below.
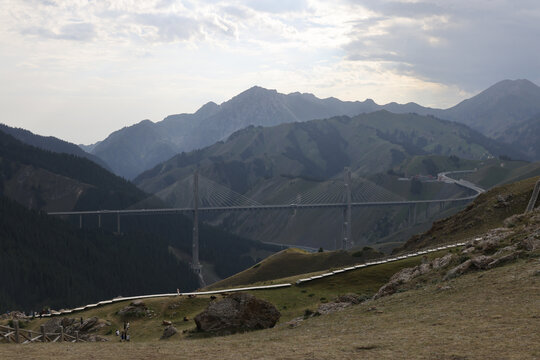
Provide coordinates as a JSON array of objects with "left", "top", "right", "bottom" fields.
[
  {"left": 243, "top": 0, "right": 309, "bottom": 14},
  {"left": 21, "top": 22, "right": 96, "bottom": 41},
  {"left": 344, "top": 0, "right": 540, "bottom": 90}
]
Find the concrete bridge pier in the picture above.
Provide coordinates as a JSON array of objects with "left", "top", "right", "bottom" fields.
[
  {"left": 116, "top": 213, "right": 121, "bottom": 234},
  {"left": 342, "top": 168, "right": 352, "bottom": 250},
  {"left": 408, "top": 204, "right": 417, "bottom": 226},
  {"left": 192, "top": 170, "right": 206, "bottom": 288}
]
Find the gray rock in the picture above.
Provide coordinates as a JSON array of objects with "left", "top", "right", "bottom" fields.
[
  {"left": 42, "top": 316, "right": 110, "bottom": 339},
  {"left": 117, "top": 302, "right": 148, "bottom": 318},
  {"left": 476, "top": 238, "right": 500, "bottom": 252},
  {"left": 432, "top": 254, "right": 454, "bottom": 269},
  {"left": 194, "top": 293, "right": 280, "bottom": 334},
  {"left": 161, "top": 325, "right": 177, "bottom": 339},
  {"left": 335, "top": 293, "right": 363, "bottom": 304},
  {"left": 317, "top": 302, "right": 351, "bottom": 315},
  {"left": 494, "top": 245, "right": 518, "bottom": 257},
  {"left": 285, "top": 317, "right": 303, "bottom": 328},
  {"left": 373, "top": 282, "right": 399, "bottom": 299},
  {"left": 462, "top": 246, "right": 475, "bottom": 254},
  {"left": 388, "top": 267, "right": 416, "bottom": 284},
  {"left": 444, "top": 259, "right": 473, "bottom": 280},
  {"left": 488, "top": 251, "right": 522, "bottom": 268},
  {"left": 42, "top": 318, "right": 63, "bottom": 334},
  {"left": 520, "top": 237, "right": 540, "bottom": 251},
  {"left": 471, "top": 255, "right": 493, "bottom": 269},
  {"left": 80, "top": 317, "right": 99, "bottom": 332}
]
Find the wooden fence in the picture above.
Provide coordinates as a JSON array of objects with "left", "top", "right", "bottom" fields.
[{"left": 0, "top": 320, "right": 85, "bottom": 344}]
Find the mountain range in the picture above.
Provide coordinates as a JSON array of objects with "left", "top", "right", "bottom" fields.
[
  {"left": 84, "top": 79, "right": 540, "bottom": 180},
  {"left": 132, "top": 110, "right": 533, "bottom": 249}
]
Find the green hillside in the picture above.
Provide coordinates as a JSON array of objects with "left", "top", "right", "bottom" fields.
[
  {"left": 0, "top": 129, "right": 147, "bottom": 212},
  {"left": 0, "top": 195, "right": 198, "bottom": 313},
  {"left": 132, "top": 111, "right": 521, "bottom": 250},
  {"left": 206, "top": 246, "right": 384, "bottom": 290},
  {"left": 135, "top": 111, "right": 522, "bottom": 195}
]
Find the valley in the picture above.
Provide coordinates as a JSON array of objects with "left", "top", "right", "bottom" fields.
[
  {"left": 1, "top": 176, "right": 538, "bottom": 358},
  {"left": 2, "top": 3, "right": 540, "bottom": 358}
]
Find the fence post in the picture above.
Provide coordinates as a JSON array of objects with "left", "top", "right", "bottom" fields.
[
  {"left": 14, "top": 320, "right": 19, "bottom": 343},
  {"left": 75, "top": 330, "right": 79, "bottom": 343},
  {"left": 59, "top": 325, "right": 64, "bottom": 342},
  {"left": 41, "top": 325, "right": 46, "bottom": 342},
  {"left": 525, "top": 179, "right": 540, "bottom": 213}
]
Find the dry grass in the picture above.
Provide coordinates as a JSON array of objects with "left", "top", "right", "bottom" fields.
[{"left": 2, "top": 257, "right": 538, "bottom": 359}]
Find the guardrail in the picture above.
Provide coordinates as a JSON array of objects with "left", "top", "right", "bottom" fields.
[
  {"left": 9, "top": 241, "right": 469, "bottom": 323},
  {"left": 295, "top": 242, "right": 466, "bottom": 285}
]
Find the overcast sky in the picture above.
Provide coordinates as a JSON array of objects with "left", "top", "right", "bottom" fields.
[{"left": 1, "top": 0, "right": 539, "bottom": 144}]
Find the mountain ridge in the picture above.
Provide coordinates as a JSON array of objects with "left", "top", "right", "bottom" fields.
[
  {"left": 0, "top": 123, "right": 109, "bottom": 170},
  {"left": 88, "top": 79, "right": 540, "bottom": 179}
]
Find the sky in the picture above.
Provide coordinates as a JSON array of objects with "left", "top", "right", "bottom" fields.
[{"left": 1, "top": 0, "right": 539, "bottom": 144}]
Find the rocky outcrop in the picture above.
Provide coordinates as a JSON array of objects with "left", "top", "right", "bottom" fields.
[
  {"left": 41, "top": 316, "right": 110, "bottom": 342},
  {"left": 161, "top": 325, "right": 178, "bottom": 339},
  {"left": 374, "top": 254, "right": 456, "bottom": 299},
  {"left": 194, "top": 293, "right": 280, "bottom": 335},
  {"left": 117, "top": 300, "right": 149, "bottom": 318},
  {"left": 334, "top": 294, "right": 364, "bottom": 305},
  {"left": 317, "top": 302, "right": 352, "bottom": 315},
  {"left": 376, "top": 209, "right": 540, "bottom": 299}
]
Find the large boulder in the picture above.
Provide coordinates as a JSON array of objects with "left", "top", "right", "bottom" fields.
[
  {"left": 161, "top": 325, "right": 178, "bottom": 339},
  {"left": 194, "top": 293, "right": 280, "bottom": 335},
  {"left": 117, "top": 300, "right": 148, "bottom": 318}
]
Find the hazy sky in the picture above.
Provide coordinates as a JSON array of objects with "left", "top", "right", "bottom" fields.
[{"left": 1, "top": 0, "right": 539, "bottom": 144}]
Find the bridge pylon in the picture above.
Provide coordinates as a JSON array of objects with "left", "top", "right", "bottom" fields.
[
  {"left": 191, "top": 169, "right": 206, "bottom": 288},
  {"left": 342, "top": 167, "right": 352, "bottom": 250}
]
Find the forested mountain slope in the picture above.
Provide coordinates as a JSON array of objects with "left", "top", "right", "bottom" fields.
[
  {"left": 0, "top": 123, "right": 109, "bottom": 170},
  {"left": 0, "top": 195, "right": 198, "bottom": 313}
]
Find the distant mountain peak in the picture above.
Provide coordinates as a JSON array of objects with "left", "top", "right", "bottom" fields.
[
  {"left": 236, "top": 86, "right": 278, "bottom": 98},
  {"left": 195, "top": 101, "right": 220, "bottom": 117},
  {"left": 481, "top": 79, "right": 540, "bottom": 96}
]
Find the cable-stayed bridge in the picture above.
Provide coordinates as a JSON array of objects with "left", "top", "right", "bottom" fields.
[{"left": 49, "top": 168, "right": 483, "bottom": 286}]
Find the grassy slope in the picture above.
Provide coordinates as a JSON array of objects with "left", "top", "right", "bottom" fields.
[
  {"left": 459, "top": 159, "right": 540, "bottom": 189},
  {"left": 2, "top": 251, "right": 442, "bottom": 340},
  {"left": 205, "top": 247, "right": 384, "bottom": 290},
  {"left": 397, "top": 175, "right": 540, "bottom": 252},
  {"left": 1, "top": 255, "right": 537, "bottom": 359}
]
